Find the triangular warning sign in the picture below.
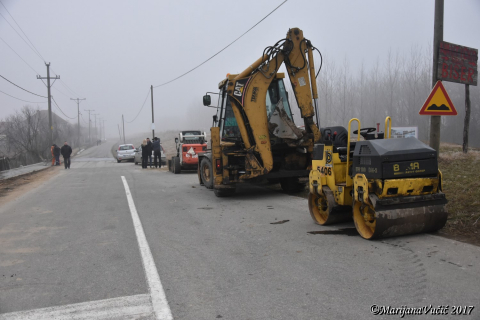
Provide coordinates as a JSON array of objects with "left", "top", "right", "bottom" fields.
[{"left": 419, "top": 81, "right": 457, "bottom": 116}]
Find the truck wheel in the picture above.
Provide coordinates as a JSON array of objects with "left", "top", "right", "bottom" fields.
[
  {"left": 214, "top": 188, "right": 235, "bottom": 197},
  {"left": 280, "top": 177, "right": 305, "bottom": 193},
  {"left": 200, "top": 158, "right": 213, "bottom": 189},
  {"left": 174, "top": 156, "right": 181, "bottom": 174},
  {"left": 168, "top": 158, "right": 173, "bottom": 172},
  {"left": 117, "top": 159, "right": 121, "bottom": 163}
]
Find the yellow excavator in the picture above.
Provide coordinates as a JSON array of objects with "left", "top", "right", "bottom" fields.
[{"left": 200, "top": 27, "right": 448, "bottom": 239}]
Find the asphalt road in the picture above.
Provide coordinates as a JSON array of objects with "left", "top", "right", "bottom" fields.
[{"left": 0, "top": 141, "right": 479, "bottom": 320}]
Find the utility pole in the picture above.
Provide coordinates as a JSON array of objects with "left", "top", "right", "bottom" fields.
[
  {"left": 92, "top": 113, "right": 100, "bottom": 142},
  {"left": 122, "top": 114, "right": 126, "bottom": 144},
  {"left": 429, "top": 0, "right": 444, "bottom": 153},
  {"left": 98, "top": 118, "right": 102, "bottom": 141},
  {"left": 84, "top": 109, "right": 95, "bottom": 143},
  {"left": 102, "top": 119, "right": 106, "bottom": 141},
  {"left": 118, "top": 124, "right": 122, "bottom": 141},
  {"left": 37, "top": 63, "right": 60, "bottom": 146},
  {"left": 70, "top": 98, "right": 86, "bottom": 147},
  {"left": 151, "top": 85, "right": 155, "bottom": 139}
]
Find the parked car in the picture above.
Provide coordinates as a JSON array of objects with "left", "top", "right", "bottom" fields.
[
  {"left": 116, "top": 144, "right": 135, "bottom": 163},
  {"left": 134, "top": 144, "right": 166, "bottom": 166}
]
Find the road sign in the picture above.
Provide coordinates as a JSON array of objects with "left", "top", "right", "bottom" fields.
[
  {"left": 438, "top": 41, "right": 478, "bottom": 86},
  {"left": 419, "top": 81, "right": 457, "bottom": 116}
]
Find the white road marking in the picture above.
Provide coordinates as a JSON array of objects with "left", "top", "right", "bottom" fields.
[
  {"left": 0, "top": 176, "right": 173, "bottom": 320},
  {"left": 121, "top": 176, "right": 173, "bottom": 320},
  {"left": 0, "top": 294, "right": 154, "bottom": 320}
]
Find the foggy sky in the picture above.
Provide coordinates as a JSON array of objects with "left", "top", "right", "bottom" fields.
[{"left": 1, "top": 0, "right": 479, "bottom": 140}]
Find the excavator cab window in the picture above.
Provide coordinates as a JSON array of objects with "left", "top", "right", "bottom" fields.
[
  {"left": 221, "top": 98, "right": 241, "bottom": 140},
  {"left": 266, "top": 79, "right": 293, "bottom": 121}
]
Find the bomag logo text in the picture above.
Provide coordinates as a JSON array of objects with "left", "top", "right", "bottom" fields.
[{"left": 409, "top": 162, "right": 420, "bottom": 170}]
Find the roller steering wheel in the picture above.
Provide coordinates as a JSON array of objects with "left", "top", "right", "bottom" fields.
[{"left": 353, "top": 127, "right": 376, "bottom": 135}]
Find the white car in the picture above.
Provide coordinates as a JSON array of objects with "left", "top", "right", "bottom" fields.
[
  {"left": 116, "top": 144, "right": 136, "bottom": 163},
  {"left": 134, "top": 145, "right": 166, "bottom": 166}
]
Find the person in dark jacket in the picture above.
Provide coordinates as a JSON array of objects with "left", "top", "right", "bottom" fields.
[
  {"left": 53, "top": 144, "right": 61, "bottom": 166},
  {"left": 60, "top": 141, "right": 73, "bottom": 169},
  {"left": 141, "top": 139, "right": 149, "bottom": 169},
  {"left": 145, "top": 138, "right": 153, "bottom": 168},
  {"left": 152, "top": 137, "right": 162, "bottom": 168}
]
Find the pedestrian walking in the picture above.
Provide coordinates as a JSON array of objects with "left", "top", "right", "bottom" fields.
[
  {"left": 146, "top": 138, "right": 153, "bottom": 168},
  {"left": 53, "top": 144, "right": 61, "bottom": 166},
  {"left": 141, "top": 139, "right": 149, "bottom": 169},
  {"left": 152, "top": 137, "right": 161, "bottom": 168},
  {"left": 60, "top": 141, "right": 73, "bottom": 169}
]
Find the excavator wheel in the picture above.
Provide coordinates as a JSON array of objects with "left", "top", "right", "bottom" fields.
[
  {"left": 308, "top": 186, "right": 351, "bottom": 225},
  {"left": 200, "top": 158, "right": 213, "bottom": 189}
]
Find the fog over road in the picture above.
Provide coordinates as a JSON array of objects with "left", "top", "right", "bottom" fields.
[{"left": 0, "top": 142, "right": 479, "bottom": 319}]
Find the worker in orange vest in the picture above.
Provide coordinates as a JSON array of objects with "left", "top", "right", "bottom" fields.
[{"left": 51, "top": 144, "right": 55, "bottom": 166}]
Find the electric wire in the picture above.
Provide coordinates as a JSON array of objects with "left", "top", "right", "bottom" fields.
[
  {"left": 0, "top": 12, "right": 45, "bottom": 62},
  {"left": 80, "top": 114, "right": 88, "bottom": 125},
  {"left": 125, "top": 89, "right": 151, "bottom": 123},
  {"left": 52, "top": 96, "right": 77, "bottom": 119},
  {"left": 0, "top": 1, "right": 83, "bottom": 99},
  {"left": 0, "top": 89, "right": 47, "bottom": 103},
  {"left": 0, "top": 0, "right": 46, "bottom": 62},
  {"left": 153, "top": 0, "right": 288, "bottom": 88},
  {"left": 0, "top": 74, "right": 47, "bottom": 98},
  {"left": 0, "top": 36, "right": 40, "bottom": 74}
]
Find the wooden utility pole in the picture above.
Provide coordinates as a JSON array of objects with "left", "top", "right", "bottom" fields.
[
  {"left": 151, "top": 85, "right": 155, "bottom": 139},
  {"left": 122, "top": 114, "right": 126, "bottom": 144},
  {"left": 84, "top": 109, "right": 95, "bottom": 143},
  {"left": 70, "top": 98, "right": 86, "bottom": 147},
  {"left": 37, "top": 63, "right": 60, "bottom": 146},
  {"left": 429, "top": 0, "right": 444, "bottom": 153},
  {"left": 118, "top": 124, "right": 122, "bottom": 141},
  {"left": 463, "top": 85, "right": 471, "bottom": 153}
]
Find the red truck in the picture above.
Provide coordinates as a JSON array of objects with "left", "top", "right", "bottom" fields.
[{"left": 168, "top": 131, "right": 207, "bottom": 174}]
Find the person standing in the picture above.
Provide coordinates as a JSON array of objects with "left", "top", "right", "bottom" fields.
[
  {"left": 152, "top": 137, "right": 161, "bottom": 168},
  {"left": 53, "top": 144, "right": 61, "bottom": 166},
  {"left": 141, "top": 139, "right": 149, "bottom": 169},
  {"left": 146, "top": 138, "right": 153, "bottom": 168},
  {"left": 60, "top": 141, "right": 73, "bottom": 169}
]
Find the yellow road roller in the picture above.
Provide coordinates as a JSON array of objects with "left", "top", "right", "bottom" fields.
[{"left": 308, "top": 117, "right": 448, "bottom": 239}]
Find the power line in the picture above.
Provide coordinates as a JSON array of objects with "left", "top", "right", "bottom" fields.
[
  {"left": 0, "top": 74, "right": 47, "bottom": 98},
  {"left": 0, "top": 0, "right": 46, "bottom": 62},
  {"left": 52, "top": 96, "right": 77, "bottom": 119},
  {"left": 0, "top": 36, "right": 40, "bottom": 74},
  {"left": 125, "top": 89, "right": 151, "bottom": 123},
  {"left": 0, "top": 12, "right": 45, "bottom": 62},
  {"left": 153, "top": 0, "right": 288, "bottom": 88},
  {"left": 0, "top": 1, "right": 82, "bottom": 100},
  {"left": 0, "top": 89, "right": 47, "bottom": 103},
  {"left": 80, "top": 113, "right": 88, "bottom": 125}
]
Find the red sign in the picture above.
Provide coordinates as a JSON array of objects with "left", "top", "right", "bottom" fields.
[
  {"left": 419, "top": 81, "right": 457, "bottom": 116},
  {"left": 438, "top": 41, "right": 478, "bottom": 86}
]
